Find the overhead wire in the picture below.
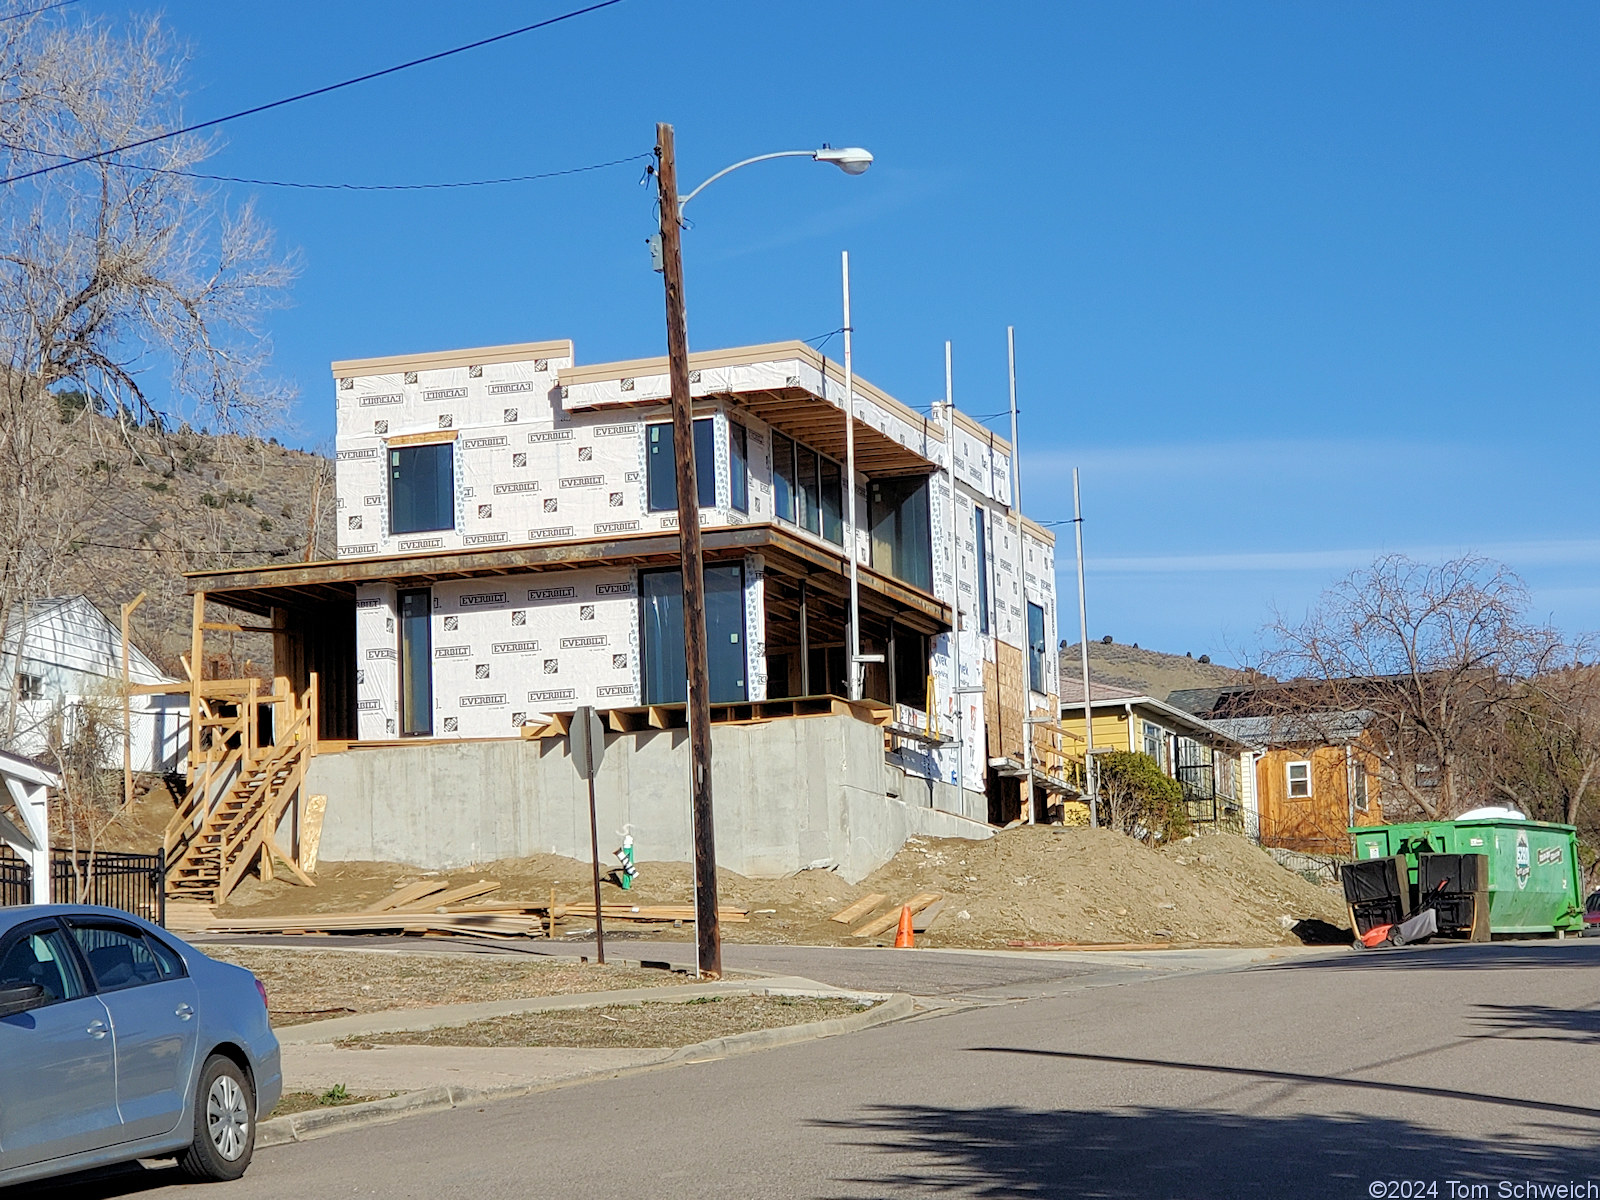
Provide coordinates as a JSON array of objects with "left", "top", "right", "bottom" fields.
[
  {"left": 0, "top": 0, "right": 82, "bottom": 22},
  {"left": 0, "top": 141, "right": 653, "bottom": 191},
  {"left": 0, "top": 0, "right": 629, "bottom": 186}
]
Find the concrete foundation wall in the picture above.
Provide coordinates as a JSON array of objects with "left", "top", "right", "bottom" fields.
[{"left": 308, "top": 713, "right": 991, "bottom": 883}]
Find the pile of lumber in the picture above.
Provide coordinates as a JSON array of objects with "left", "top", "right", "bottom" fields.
[
  {"left": 201, "top": 878, "right": 557, "bottom": 940},
  {"left": 830, "top": 892, "right": 945, "bottom": 938},
  {"left": 561, "top": 902, "right": 749, "bottom": 925},
  {"left": 194, "top": 878, "right": 749, "bottom": 939}
]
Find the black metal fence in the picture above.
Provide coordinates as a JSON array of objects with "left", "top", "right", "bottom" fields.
[
  {"left": 0, "top": 846, "right": 29, "bottom": 907},
  {"left": 50, "top": 851, "right": 165, "bottom": 926}
]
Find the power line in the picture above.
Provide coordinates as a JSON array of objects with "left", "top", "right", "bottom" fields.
[
  {"left": 0, "top": 141, "right": 652, "bottom": 191},
  {"left": 0, "top": 0, "right": 82, "bottom": 23},
  {"left": 1, "top": 0, "right": 628, "bottom": 186}
]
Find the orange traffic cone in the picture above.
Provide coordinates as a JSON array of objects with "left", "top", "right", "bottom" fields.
[{"left": 894, "top": 904, "right": 915, "bottom": 949}]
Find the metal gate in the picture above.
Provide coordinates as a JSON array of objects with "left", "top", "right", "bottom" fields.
[{"left": 51, "top": 851, "right": 165, "bottom": 926}]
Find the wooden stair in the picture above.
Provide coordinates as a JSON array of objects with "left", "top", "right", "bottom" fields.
[{"left": 165, "top": 675, "right": 318, "bottom": 905}]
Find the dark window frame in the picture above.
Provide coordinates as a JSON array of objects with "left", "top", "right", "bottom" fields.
[
  {"left": 388, "top": 440, "right": 456, "bottom": 536},
  {"left": 646, "top": 418, "right": 717, "bottom": 513},
  {"left": 973, "top": 508, "right": 990, "bottom": 634},
  {"left": 1027, "top": 600, "right": 1047, "bottom": 694},
  {"left": 729, "top": 421, "right": 749, "bottom": 514},
  {"left": 398, "top": 587, "right": 433, "bottom": 737}
]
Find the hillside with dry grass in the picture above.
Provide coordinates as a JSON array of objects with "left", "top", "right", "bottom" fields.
[
  {"left": 26, "top": 412, "right": 333, "bottom": 677},
  {"left": 1059, "top": 639, "right": 1255, "bottom": 701}
]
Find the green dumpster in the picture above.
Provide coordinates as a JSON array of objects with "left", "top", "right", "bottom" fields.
[{"left": 1350, "top": 817, "right": 1584, "bottom": 935}]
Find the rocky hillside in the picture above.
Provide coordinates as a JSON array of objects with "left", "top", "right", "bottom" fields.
[
  {"left": 23, "top": 413, "right": 334, "bottom": 678},
  {"left": 1058, "top": 639, "right": 1253, "bottom": 701}
]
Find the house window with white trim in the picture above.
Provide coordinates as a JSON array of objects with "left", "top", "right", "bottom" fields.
[
  {"left": 1351, "top": 762, "right": 1369, "bottom": 812},
  {"left": 15, "top": 673, "right": 42, "bottom": 702},
  {"left": 1286, "top": 760, "right": 1312, "bottom": 799}
]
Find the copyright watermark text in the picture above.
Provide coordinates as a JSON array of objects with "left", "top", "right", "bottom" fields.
[{"left": 1369, "top": 1183, "right": 1600, "bottom": 1199}]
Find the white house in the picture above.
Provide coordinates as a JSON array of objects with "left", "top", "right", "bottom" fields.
[{"left": 1, "top": 595, "right": 187, "bottom": 774}]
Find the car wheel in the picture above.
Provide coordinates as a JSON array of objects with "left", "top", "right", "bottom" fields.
[{"left": 177, "top": 1053, "right": 256, "bottom": 1182}]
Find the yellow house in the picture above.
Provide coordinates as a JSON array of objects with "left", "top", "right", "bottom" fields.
[{"left": 1058, "top": 680, "right": 1257, "bottom": 831}]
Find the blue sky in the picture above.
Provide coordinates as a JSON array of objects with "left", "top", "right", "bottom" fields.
[{"left": 112, "top": 1, "right": 1600, "bottom": 662}]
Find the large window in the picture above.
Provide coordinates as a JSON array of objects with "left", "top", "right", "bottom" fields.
[
  {"left": 973, "top": 509, "right": 990, "bottom": 634},
  {"left": 1143, "top": 720, "right": 1166, "bottom": 767},
  {"left": 1027, "top": 600, "right": 1047, "bottom": 694},
  {"left": 869, "top": 475, "right": 932, "bottom": 592},
  {"left": 639, "top": 564, "right": 747, "bottom": 705},
  {"left": 388, "top": 441, "right": 455, "bottom": 535},
  {"left": 398, "top": 588, "right": 433, "bottom": 737},
  {"left": 771, "top": 433, "right": 844, "bottom": 547},
  {"left": 729, "top": 422, "right": 749, "bottom": 513},
  {"left": 646, "top": 418, "right": 716, "bottom": 512}
]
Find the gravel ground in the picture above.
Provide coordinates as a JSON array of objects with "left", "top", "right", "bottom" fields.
[
  {"left": 339, "top": 994, "right": 874, "bottom": 1050},
  {"left": 201, "top": 946, "right": 686, "bottom": 1025}
]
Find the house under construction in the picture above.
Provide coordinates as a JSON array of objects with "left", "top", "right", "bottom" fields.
[{"left": 168, "top": 338, "right": 1074, "bottom": 902}]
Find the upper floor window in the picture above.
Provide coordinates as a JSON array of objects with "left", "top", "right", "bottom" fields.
[
  {"left": 1287, "top": 760, "right": 1312, "bottom": 799},
  {"left": 772, "top": 433, "right": 844, "bottom": 547},
  {"left": 389, "top": 441, "right": 454, "bottom": 535},
  {"left": 1027, "top": 601, "right": 1047, "bottom": 694},
  {"left": 729, "top": 422, "right": 749, "bottom": 513},
  {"left": 15, "top": 672, "right": 43, "bottom": 702},
  {"left": 973, "top": 508, "right": 991, "bottom": 634},
  {"left": 647, "top": 419, "right": 715, "bottom": 512},
  {"left": 869, "top": 475, "right": 932, "bottom": 591}
]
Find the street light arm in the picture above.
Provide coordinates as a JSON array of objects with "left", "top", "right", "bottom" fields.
[{"left": 677, "top": 150, "right": 816, "bottom": 213}]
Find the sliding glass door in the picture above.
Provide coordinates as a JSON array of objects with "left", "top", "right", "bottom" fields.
[{"left": 639, "top": 565, "right": 747, "bottom": 705}]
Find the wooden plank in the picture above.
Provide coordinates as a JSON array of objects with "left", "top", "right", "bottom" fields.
[
  {"left": 299, "top": 794, "right": 327, "bottom": 874},
  {"left": 829, "top": 893, "right": 887, "bottom": 925},
  {"left": 268, "top": 835, "right": 317, "bottom": 888},
  {"left": 364, "top": 878, "right": 449, "bottom": 912},
  {"left": 851, "top": 892, "right": 942, "bottom": 938},
  {"left": 404, "top": 879, "right": 501, "bottom": 911},
  {"left": 912, "top": 898, "right": 945, "bottom": 933}
]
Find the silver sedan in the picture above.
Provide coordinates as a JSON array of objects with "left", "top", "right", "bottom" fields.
[{"left": 0, "top": 904, "right": 281, "bottom": 1188}]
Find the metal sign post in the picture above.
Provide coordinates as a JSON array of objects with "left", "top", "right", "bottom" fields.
[{"left": 570, "top": 705, "right": 608, "bottom": 964}]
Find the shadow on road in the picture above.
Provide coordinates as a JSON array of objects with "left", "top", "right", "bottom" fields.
[
  {"left": 970, "top": 1046, "right": 1600, "bottom": 1121},
  {"left": 1472, "top": 1001, "right": 1600, "bottom": 1045},
  {"left": 814, "top": 1101, "right": 1600, "bottom": 1199},
  {"left": 1257, "top": 940, "right": 1600, "bottom": 973}
]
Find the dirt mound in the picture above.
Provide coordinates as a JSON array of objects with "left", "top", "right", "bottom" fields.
[{"left": 220, "top": 826, "right": 1345, "bottom": 950}]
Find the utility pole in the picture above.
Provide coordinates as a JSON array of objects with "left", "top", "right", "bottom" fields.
[
  {"left": 944, "top": 342, "right": 966, "bottom": 816},
  {"left": 842, "top": 251, "right": 863, "bottom": 702},
  {"left": 655, "top": 122, "right": 720, "bottom": 980},
  {"left": 1006, "top": 327, "right": 1032, "bottom": 824},
  {"left": 1073, "top": 468, "right": 1098, "bottom": 826}
]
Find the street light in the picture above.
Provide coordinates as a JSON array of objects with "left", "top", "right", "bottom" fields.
[{"left": 652, "top": 124, "right": 873, "bottom": 980}]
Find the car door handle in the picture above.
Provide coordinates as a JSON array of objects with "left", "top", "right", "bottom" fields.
[
  {"left": 175, "top": 1003, "right": 194, "bottom": 1021},
  {"left": 86, "top": 1019, "right": 107, "bottom": 1039}
]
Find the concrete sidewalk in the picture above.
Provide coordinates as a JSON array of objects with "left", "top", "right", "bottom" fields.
[{"left": 285, "top": 1043, "right": 668, "bottom": 1094}]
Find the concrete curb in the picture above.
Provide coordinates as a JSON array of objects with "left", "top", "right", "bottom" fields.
[{"left": 257, "top": 992, "right": 915, "bottom": 1148}]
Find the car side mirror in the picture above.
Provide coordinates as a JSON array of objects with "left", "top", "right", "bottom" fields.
[{"left": 0, "top": 983, "right": 48, "bottom": 1018}]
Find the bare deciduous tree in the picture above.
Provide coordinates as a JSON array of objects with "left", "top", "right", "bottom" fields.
[
  {"left": 0, "top": 7, "right": 294, "bottom": 689},
  {"left": 1261, "top": 554, "right": 1563, "bottom": 819}
]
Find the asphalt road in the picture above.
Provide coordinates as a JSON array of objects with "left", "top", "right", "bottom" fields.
[{"left": 25, "top": 939, "right": 1600, "bottom": 1200}]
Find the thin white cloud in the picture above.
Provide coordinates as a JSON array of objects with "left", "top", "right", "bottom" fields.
[{"left": 1072, "top": 538, "right": 1600, "bottom": 575}]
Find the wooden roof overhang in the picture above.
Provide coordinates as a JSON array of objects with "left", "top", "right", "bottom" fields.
[
  {"left": 730, "top": 387, "right": 936, "bottom": 477},
  {"left": 186, "top": 524, "right": 951, "bottom": 636}
]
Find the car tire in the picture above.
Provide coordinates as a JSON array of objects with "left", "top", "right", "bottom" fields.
[{"left": 177, "top": 1053, "right": 256, "bottom": 1182}]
